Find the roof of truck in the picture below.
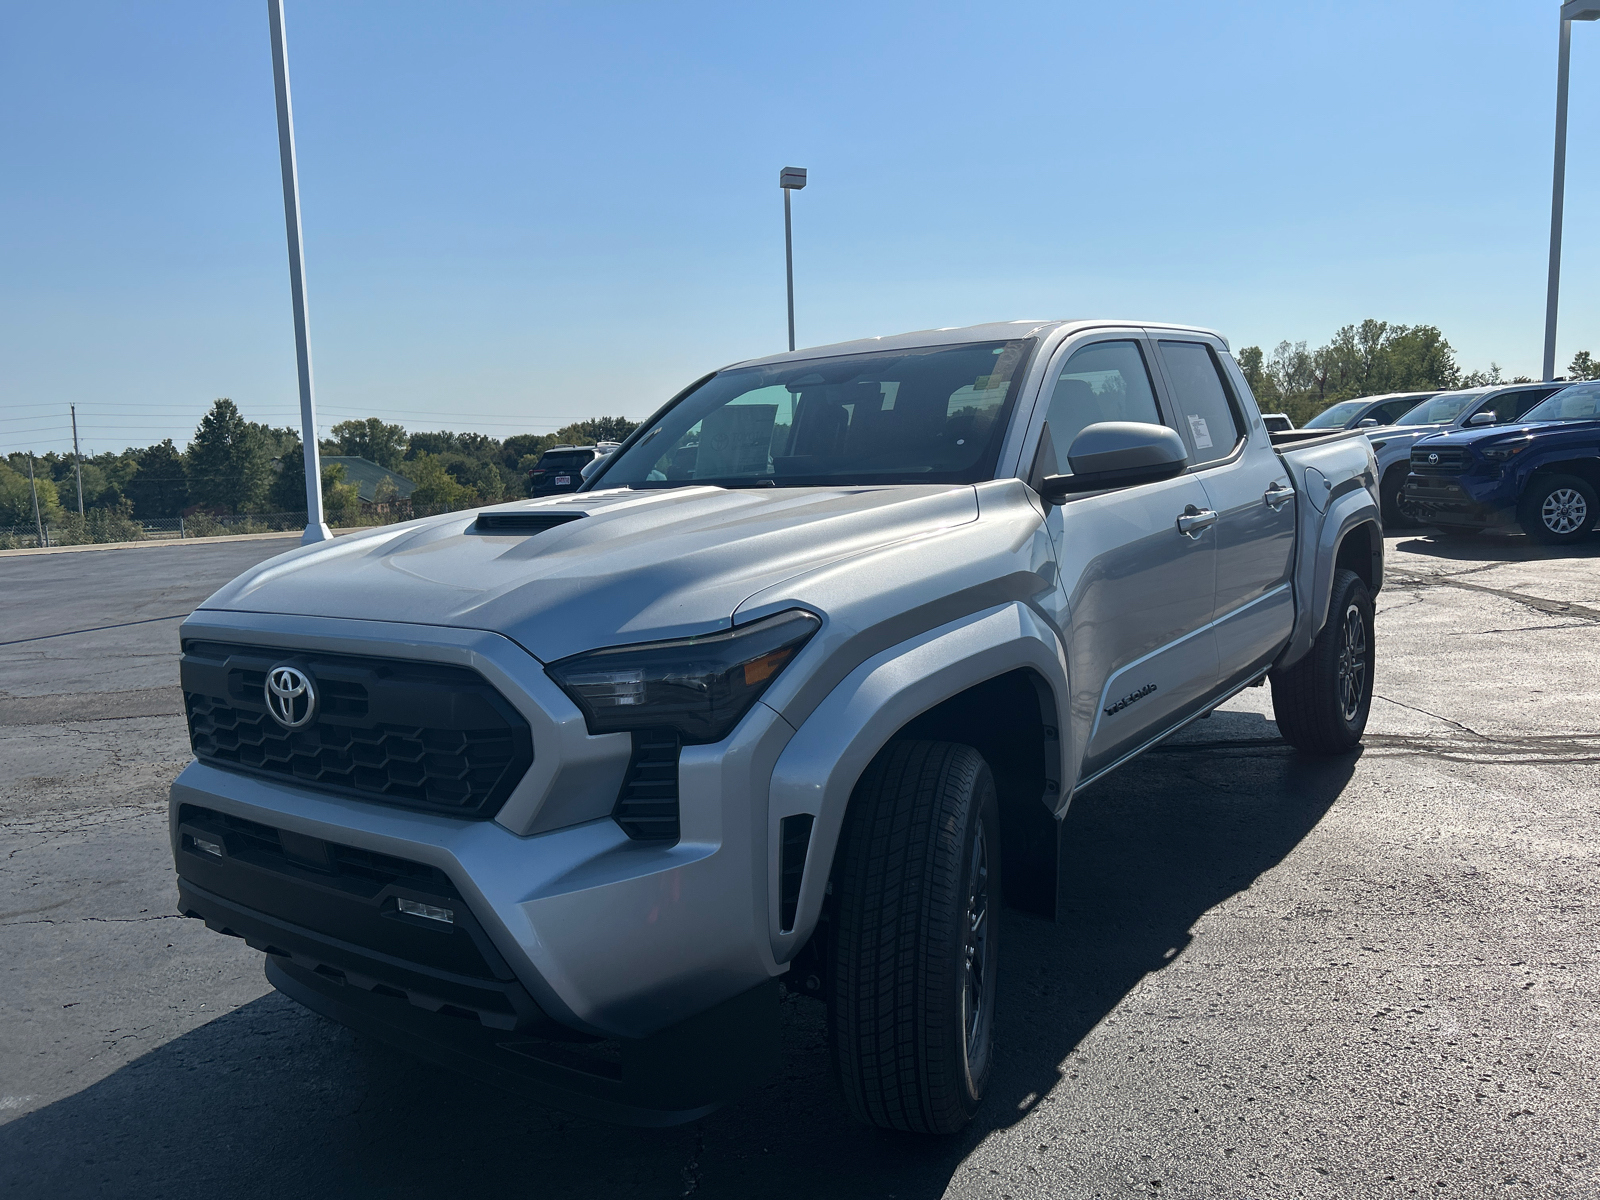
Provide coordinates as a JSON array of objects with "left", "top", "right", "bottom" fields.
[{"left": 731, "top": 319, "right": 1227, "bottom": 370}]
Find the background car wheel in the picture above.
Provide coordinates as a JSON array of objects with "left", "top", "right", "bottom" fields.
[
  {"left": 1380, "top": 468, "right": 1417, "bottom": 528},
  {"left": 828, "top": 739, "right": 1000, "bottom": 1136},
  {"left": 1270, "top": 568, "right": 1375, "bottom": 755},
  {"left": 1517, "top": 474, "right": 1598, "bottom": 545}
]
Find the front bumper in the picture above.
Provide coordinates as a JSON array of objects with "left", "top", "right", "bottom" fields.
[
  {"left": 1402, "top": 474, "right": 1513, "bottom": 529},
  {"left": 172, "top": 781, "right": 783, "bottom": 1124}
]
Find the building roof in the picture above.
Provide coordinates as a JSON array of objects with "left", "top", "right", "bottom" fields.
[{"left": 323, "top": 456, "right": 417, "bottom": 503}]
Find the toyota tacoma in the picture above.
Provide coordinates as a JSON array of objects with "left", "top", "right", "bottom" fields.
[{"left": 171, "top": 320, "right": 1384, "bottom": 1132}]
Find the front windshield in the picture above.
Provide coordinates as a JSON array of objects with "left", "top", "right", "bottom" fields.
[
  {"left": 593, "top": 340, "right": 1033, "bottom": 489},
  {"left": 1521, "top": 382, "right": 1600, "bottom": 423},
  {"left": 1396, "top": 392, "right": 1482, "bottom": 426},
  {"left": 1303, "top": 399, "right": 1372, "bottom": 429}
]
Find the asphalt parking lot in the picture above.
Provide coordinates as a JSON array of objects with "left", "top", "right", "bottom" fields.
[{"left": 2, "top": 531, "right": 1597, "bottom": 1199}]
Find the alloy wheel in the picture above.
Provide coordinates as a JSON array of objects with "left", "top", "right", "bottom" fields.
[
  {"left": 1335, "top": 601, "right": 1367, "bottom": 723},
  {"left": 1541, "top": 488, "right": 1590, "bottom": 536},
  {"left": 960, "top": 818, "right": 992, "bottom": 1092}
]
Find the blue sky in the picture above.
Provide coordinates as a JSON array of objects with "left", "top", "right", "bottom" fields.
[{"left": 4, "top": 1, "right": 1598, "bottom": 455}]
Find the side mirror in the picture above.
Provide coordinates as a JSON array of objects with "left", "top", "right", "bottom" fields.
[
  {"left": 1357, "top": 418, "right": 1381, "bottom": 428},
  {"left": 1466, "top": 411, "right": 1498, "bottom": 427},
  {"left": 1041, "top": 422, "right": 1189, "bottom": 501}
]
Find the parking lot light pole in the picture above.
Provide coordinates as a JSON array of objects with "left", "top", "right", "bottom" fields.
[
  {"left": 1544, "top": 3, "right": 1600, "bottom": 381},
  {"left": 780, "top": 167, "right": 807, "bottom": 351},
  {"left": 267, "top": 0, "right": 331, "bottom": 544}
]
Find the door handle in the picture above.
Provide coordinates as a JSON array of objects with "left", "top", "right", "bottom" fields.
[
  {"left": 1176, "top": 505, "right": 1218, "bottom": 537},
  {"left": 1263, "top": 481, "right": 1294, "bottom": 509}
]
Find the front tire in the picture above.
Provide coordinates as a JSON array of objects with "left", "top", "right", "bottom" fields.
[
  {"left": 1380, "top": 467, "right": 1416, "bottom": 528},
  {"left": 828, "top": 740, "right": 1000, "bottom": 1135},
  {"left": 1270, "top": 568, "right": 1375, "bottom": 755},
  {"left": 1518, "top": 474, "right": 1598, "bottom": 545}
]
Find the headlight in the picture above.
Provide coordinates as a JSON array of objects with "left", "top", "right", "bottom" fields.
[
  {"left": 1480, "top": 443, "right": 1528, "bottom": 462},
  {"left": 547, "top": 609, "right": 821, "bottom": 742}
]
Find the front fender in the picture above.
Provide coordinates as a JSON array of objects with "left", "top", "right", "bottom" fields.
[
  {"left": 1277, "top": 483, "right": 1381, "bottom": 671},
  {"left": 762, "top": 602, "right": 1068, "bottom": 962}
]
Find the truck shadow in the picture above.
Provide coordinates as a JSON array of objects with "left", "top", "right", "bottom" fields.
[
  {"left": 0, "top": 717, "right": 1352, "bottom": 1200},
  {"left": 1394, "top": 530, "right": 1599, "bottom": 561}
]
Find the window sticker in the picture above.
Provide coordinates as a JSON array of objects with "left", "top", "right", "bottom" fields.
[{"left": 1187, "top": 414, "right": 1213, "bottom": 450}]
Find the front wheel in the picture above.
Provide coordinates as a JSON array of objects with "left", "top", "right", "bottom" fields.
[
  {"left": 1270, "top": 568, "right": 1375, "bottom": 755},
  {"left": 1380, "top": 467, "right": 1417, "bottom": 528},
  {"left": 1518, "top": 474, "right": 1598, "bottom": 545},
  {"left": 828, "top": 740, "right": 1000, "bottom": 1135}
]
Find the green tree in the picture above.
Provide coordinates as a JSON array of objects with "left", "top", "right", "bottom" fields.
[
  {"left": 1568, "top": 350, "right": 1599, "bottom": 381},
  {"left": 125, "top": 439, "right": 189, "bottom": 518},
  {"left": 328, "top": 418, "right": 408, "bottom": 469},
  {"left": 552, "top": 416, "right": 638, "bottom": 445},
  {"left": 187, "top": 399, "right": 272, "bottom": 513},
  {"left": 0, "top": 458, "right": 63, "bottom": 527},
  {"left": 320, "top": 462, "right": 363, "bottom": 525},
  {"left": 402, "top": 453, "right": 477, "bottom": 513}
]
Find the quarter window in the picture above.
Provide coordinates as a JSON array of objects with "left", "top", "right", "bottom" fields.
[
  {"left": 1157, "top": 341, "right": 1245, "bottom": 466},
  {"left": 1041, "top": 340, "right": 1162, "bottom": 474}
]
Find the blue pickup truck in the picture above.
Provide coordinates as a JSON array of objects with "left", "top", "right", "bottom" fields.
[{"left": 1404, "top": 381, "right": 1600, "bottom": 544}]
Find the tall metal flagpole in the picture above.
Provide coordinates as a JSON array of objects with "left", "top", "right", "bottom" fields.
[
  {"left": 267, "top": 0, "right": 331, "bottom": 543},
  {"left": 1544, "top": 15, "right": 1573, "bottom": 382}
]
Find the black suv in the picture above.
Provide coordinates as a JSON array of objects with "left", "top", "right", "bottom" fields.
[{"left": 528, "top": 445, "right": 612, "bottom": 496}]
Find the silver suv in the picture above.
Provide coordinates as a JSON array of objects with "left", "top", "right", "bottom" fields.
[{"left": 171, "top": 320, "right": 1383, "bottom": 1132}]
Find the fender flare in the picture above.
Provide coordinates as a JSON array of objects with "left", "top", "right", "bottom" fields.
[
  {"left": 1277, "top": 487, "right": 1382, "bottom": 671},
  {"left": 763, "top": 602, "right": 1067, "bottom": 962}
]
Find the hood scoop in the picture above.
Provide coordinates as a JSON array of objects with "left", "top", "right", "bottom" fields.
[{"left": 474, "top": 510, "right": 588, "bottom": 535}]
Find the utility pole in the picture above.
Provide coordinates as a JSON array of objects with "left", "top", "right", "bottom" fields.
[
  {"left": 27, "top": 453, "right": 46, "bottom": 547},
  {"left": 267, "top": 0, "right": 332, "bottom": 543},
  {"left": 70, "top": 404, "right": 85, "bottom": 515},
  {"left": 780, "top": 167, "right": 807, "bottom": 351}
]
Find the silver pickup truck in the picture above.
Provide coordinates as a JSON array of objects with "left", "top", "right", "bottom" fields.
[{"left": 170, "top": 320, "right": 1383, "bottom": 1133}]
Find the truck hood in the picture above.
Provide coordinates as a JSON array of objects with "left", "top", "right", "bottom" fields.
[
  {"left": 1414, "top": 417, "right": 1600, "bottom": 448},
  {"left": 198, "top": 485, "right": 978, "bottom": 662}
]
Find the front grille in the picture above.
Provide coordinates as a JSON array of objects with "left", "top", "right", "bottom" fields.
[
  {"left": 1410, "top": 446, "right": 1468, "bottom": 473},
  {"left": 181, "top": 642, "right": 533, "bottom": 819},
  {"left": 612, "top": 728, "right": 680, "bottom": 841}
]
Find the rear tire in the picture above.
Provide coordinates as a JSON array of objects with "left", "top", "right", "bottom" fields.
[
  {"left": 828, "top": 740, "right": 1000, "bottom": 1135},
  {"left": 1270, "top": 568, "right": 1374, "bottom": 755},
  {"left": 1517, "top": 474, "right": 1598, "bottom": 545}
]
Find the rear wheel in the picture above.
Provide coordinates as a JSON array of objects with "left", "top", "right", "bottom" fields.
[
  {"left": 1518, "top": 474, "right": 1598, "bottom": 545},
  {"left": 1270, "top": 568, "right": 1374, "bottom": 755},
  {"left": 828, "top": 740, "right": 1000, "bottom": 1135}
]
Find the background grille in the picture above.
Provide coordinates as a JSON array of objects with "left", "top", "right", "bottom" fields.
[
  {"left": 182, "top": 642, "right": 533, "bottom": 819},
  {"left": 1410, "top": 446, "right": 1468, "bottom": 472},
  {"left": 612, "top": 728, "right": 680, "bottom": 841}
]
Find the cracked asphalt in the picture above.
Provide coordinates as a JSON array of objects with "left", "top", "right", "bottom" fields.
[{"left": 2, "top": 530, "right": 1597, "bottom": 1199}]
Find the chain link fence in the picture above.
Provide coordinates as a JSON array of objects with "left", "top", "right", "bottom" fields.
[{"left": 0, "top": 503, "right": 451, "bottom": 550}]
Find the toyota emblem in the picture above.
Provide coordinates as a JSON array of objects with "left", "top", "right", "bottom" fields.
[
  {"left": 1427, "top": 452, "right": 1439, "bottom": 465},
  {"left": 265, "top": 664, "right": 317, "bottom": 729}
]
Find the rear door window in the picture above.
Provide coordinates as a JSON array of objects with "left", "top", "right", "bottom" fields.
[
  {"left": 1156, "top": 341, "right": 1246, "bottom": 466},
  {"left": 1041, "top": 340, "right": 1163, "bottom": 475},
  {"left": 1376, "top": 398, "right": 1421, "bottom": 423}
]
